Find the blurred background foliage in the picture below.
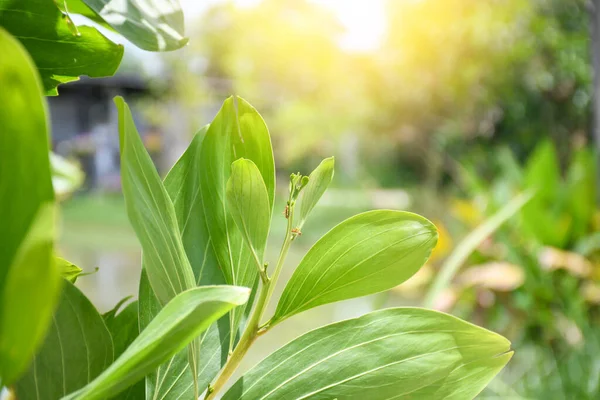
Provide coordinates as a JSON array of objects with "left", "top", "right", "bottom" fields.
[{"left": 57, "top": 0, "right": 600, "bottom": 398}]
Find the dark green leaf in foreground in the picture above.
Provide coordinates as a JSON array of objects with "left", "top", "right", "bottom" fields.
[
  {"left": 0, "top": 206, "right": 61, "bottom": 387},
  {"left": 272, "top": 210, "right": 438, "bottom": 324},
  {"left": 103, "top": 300, "right": 144, "bottom": 400},
  {"left": 223, "top": 308, "right": 512, "bottom": 400},
  {"left": 0, "top": 27, "right": 59, "bottom": 386},
  {"left": 115, "top": 96, "right": 196, "bottom": 306},
  {"left": 68, "top": 285, "right": 250, "bottom": 400},
  {"left": 0, "top": 0, "right": 124, "bottom": 95},
  {"left": 14, "top": 280, "right": 113, "bottom": 399},
  {"left": 226, "top": 158, "right": 272, "bottom": 272},
  {"left": 82, "top": 0, "right": 188, "bottom": 51},
  {"left": 199, "top": 96, "right": 275, "bottom": 342},
  {"left": 298, "top": 157, "right": 335, "bottom": 229}
]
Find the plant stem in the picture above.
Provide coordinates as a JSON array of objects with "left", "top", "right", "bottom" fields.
[{"left": 205, "top": 204, "right": 296, "bottom": 399}]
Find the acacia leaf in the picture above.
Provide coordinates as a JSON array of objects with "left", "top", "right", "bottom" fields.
[
  {"left": 115, "top": 96, "right": 196, "bottom": 306},
  {"left": 14, "top": 280, "right": 113, "bottom": 399},
  {"left": 67, "top": 285, "right": 250, "bottom": 400},
  {"left": 0, "top": 0, "right": 123, "bottom": 95},
  {"left": 223, "top": 308, "right": 512, "bottom": 400},
  {"left": 298, "top": 157, "right": 335, "bottom": 229},
  {"left": 273, "top": 210, "right": 437, "bottom": 324}
]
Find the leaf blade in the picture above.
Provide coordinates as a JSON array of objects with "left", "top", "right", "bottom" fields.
[
  {"left": 226, "top": 158, "right": 271, "bottom": 270},
  {"left": 115, "top": 96, "right": 196, "bottom": 306},
  {"left": 298, "top": 157, "right": 335, "bottom": 229},
  {"left": 273, "top": 210, "right": 438, "bottom": 323},
  {"left": 69, "top": 285, "right": 250, "bottom": 400},
  {"left": 142, "top": 128, "right": 231, "bottom": 400},
  {"left": 82, "top": 0, "right": 188, "bottom": 51},
  {"left": 0, "top": 0, "right": 123, "bottom": 94},
  {"left": 0, "top": 27, "right": 59, "bottom": 385},
  {"left": 199, "top": 96, "right": 275, "bottom": 342},
  {"left": 14, "top": 280, "right": 113, "bottom": 399},
  {"left": 222, "top": 308, "right": 511, "bottom": 400}
]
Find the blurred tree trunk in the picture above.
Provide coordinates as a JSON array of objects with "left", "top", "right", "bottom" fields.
[{"left": 590, "top": 0, "right": 600, "bottom": 199}]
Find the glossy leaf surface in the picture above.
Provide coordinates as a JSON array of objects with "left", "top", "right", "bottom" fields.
[
  {"left": 83, "top": 0, "right": 188, "bottom": 51},
  {"left": 199, "top": 96, "right": 274, "bottom": 339},
  {"left": 223, "top": 308, "right": 512, "bottom": 400},
  {"left": 298, "top": 157, "right": 335, "bottom": 229},
  {"left": 14, "top": 280, "right": 113, "bottom": 399},
  {"left": 226, "top": 158, "right": 271, "bottom": 270},
  {"left": 142, "top": 129, "right": 229, "bottom": 400},
  {"left": 0, "top": 0, "right": 123, "bottom": 95},
  {"left": 273, "top": 210, "right": 437, "bottom": 323},
  {"left": 116, "top": 96, "right": 196, "bottom": 306},
  {"left": 70, "top": 286, "right": 250, "bottom": 400}
]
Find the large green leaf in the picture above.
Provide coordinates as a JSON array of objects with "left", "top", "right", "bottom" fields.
[
  {"left": 14, "top": 280, "right": 113, "bottom": 399},
  {"left": 103, "top": 300, "right": 144, "bottom": 399},
  {"left": 0, "top": 27, "right": 59, "bottom": 385},
  {"left": 0, "top": 206, "right": 62, "bottom": 386},
  {"left": 226, "top": 158, "right": 271, "bottom": 272},
  {"left": 298, "top": 157, "right": 335, "bottom": 229},
  {"left": 0, "top": 0, "right": 123, "bottom": 95},
  {"left": 115, "top": 96, "right": 196, "bottom": 306},
  {"left": 199, "top": 96, "right": 275, "bottom": 343},
  {"left": 223, "top": 308, "right": 512, "bottom": 400},
  {"left": 272, "top": 210, "right": 437, "bottom": 324},
  {"left": 67, "top": 286, "right": 250, "bottom": 400},
  {"left": 142, "top": 129, "right": 230, "bottom": 400},
  {"left": 82, "top": 0, "right": 188, "bottom": 51}
]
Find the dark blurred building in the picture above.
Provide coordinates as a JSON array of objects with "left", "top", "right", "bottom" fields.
[{"left": 48, "top": 75, "right": 152, "bottom": 191}]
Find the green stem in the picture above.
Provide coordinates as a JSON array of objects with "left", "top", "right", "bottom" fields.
[{"left": 205, "top": 203, "right": 296, "bottom": 400}]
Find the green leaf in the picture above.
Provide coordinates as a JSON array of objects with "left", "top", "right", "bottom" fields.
[
  {"left": 0, "top": 0, "right": 124, "bottom": 95},
  {"left": 226, "top": 158, "right": 272, "bottom": 273},
  {"left": 14, "top": 280, "right": 113, "bottom": 399},
  {"left": 0, "top": 27, "right": 59, "bottom": 385},
  {"left": 103, "top": 300, "right": 144, "bottom": 400},
  {"left": 57, "top": 256, "right": 83, "bottom": 283},
  {"left": 272, "top": 210, "right": 437, "bottom": 324},
  {"left": 142, "top": 129, "right": 230, "bottom": 400},
  {"left": 68, "top": 285, "right": 250, "bottom": 400},
  {"left": 223, "top": 308, "right": 512, "bottom": 400},
  {"left": 82, "top": 0, "right": 188, "bottom": 51},
  {"left": 115, "top": 96, "right": 196, "bottom": 306},
  {"left": 103, "top": 300, "right": 139, "bottom": 359},
  {"left": 163, "top": 128, "right": 222, "bottom": 288},
  {"left": 0, "top": 206, "right": 62, "bottom": 386},
  {"left": 298, "top": 157, "right": 335, "bottom": 229},
  {"left": 199, "top": 96, "right": 275, "bottom": 342},
  {"left": 57, "top": 0, "right": 114, "bottom": 31},
  {"left": 423, "top": 191, "right": 534, "bottom": 308}
]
